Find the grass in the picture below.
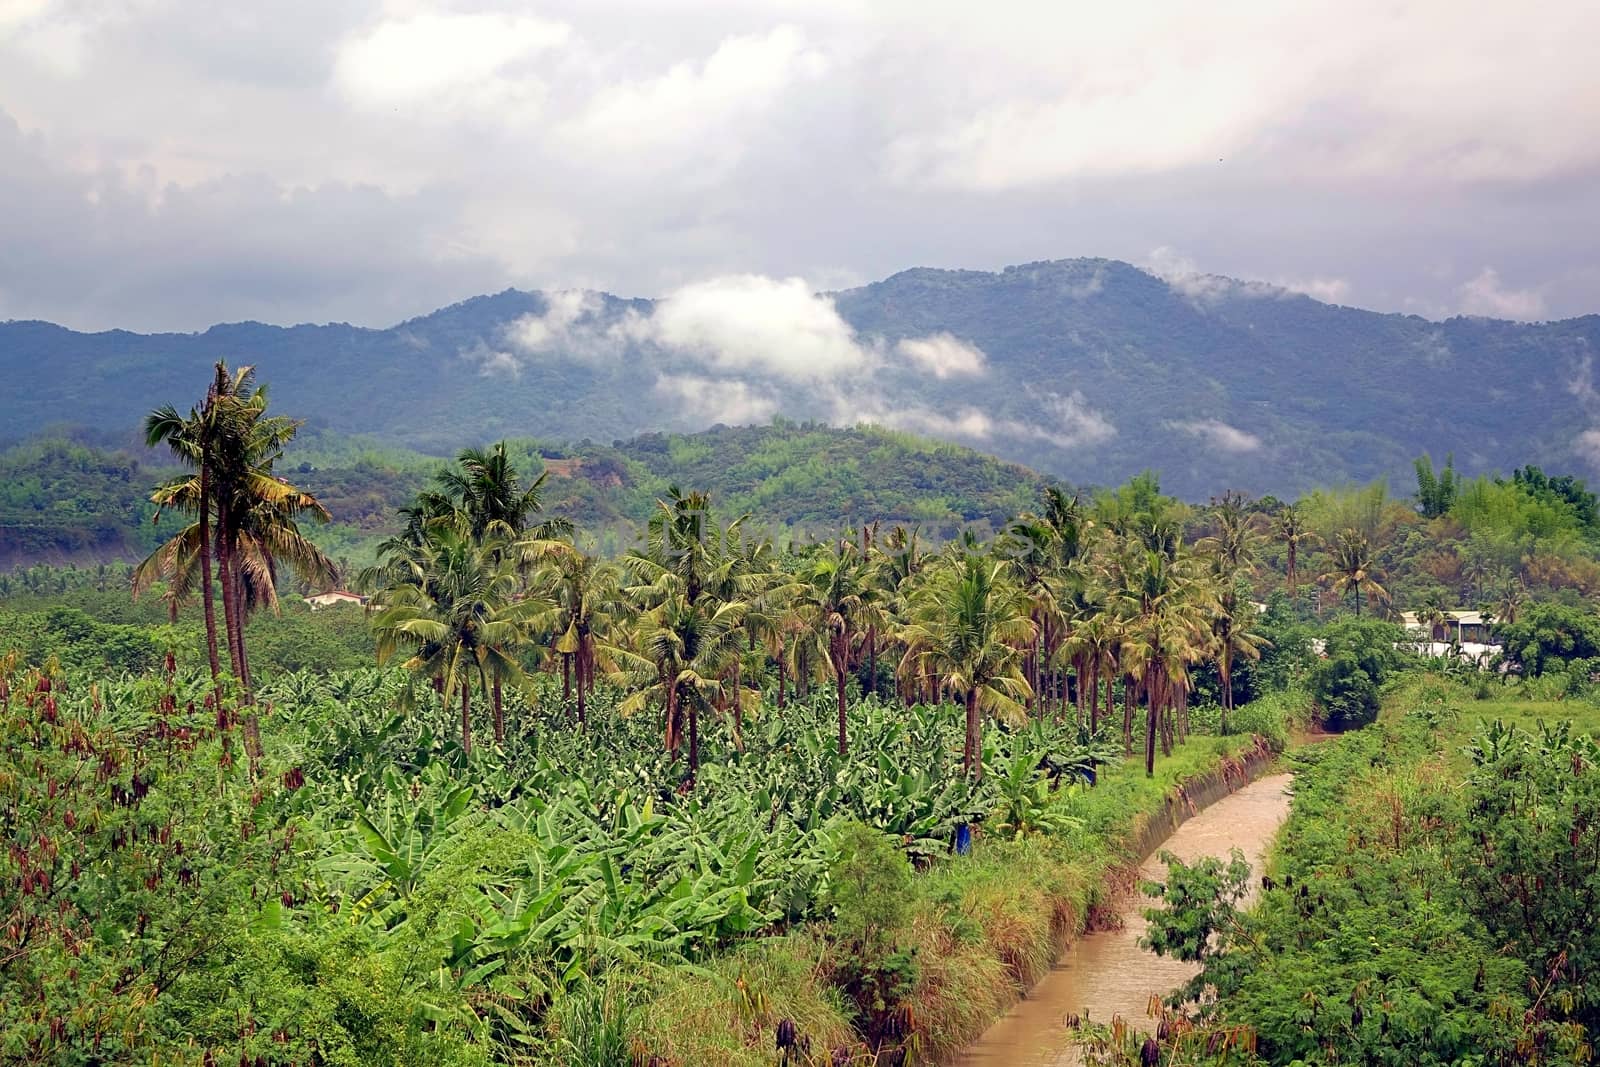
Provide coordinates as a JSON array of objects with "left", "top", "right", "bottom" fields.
[{"left": 631, "top": 728, "right": 1270, "bottom": 1065}]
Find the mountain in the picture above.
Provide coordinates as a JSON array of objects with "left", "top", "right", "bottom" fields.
[{"left": 4, "top": 257, "right": 1598, "bottom": 498}]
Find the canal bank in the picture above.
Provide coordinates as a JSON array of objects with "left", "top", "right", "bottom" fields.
[{"left": 953, "top": 743, "right": 1290, "bottom": 1066}]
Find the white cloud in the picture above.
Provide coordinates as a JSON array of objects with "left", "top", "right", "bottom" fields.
[
  {"left": 893, "top": 332, "right": 987, "bottom": 378},
  {"left": 885, "top": 49, "right": 1277, "bottom": 190},
  {"left": 1019, "top": 390, "right": 1116, "bottom": 448},
  {"left": 875, "top": 405, "right": 994, "bottom": 440},
  {"left": 1171, "top": 418, "right": 1262, "bottom": 453},
  {"left": 504, "top": 290, "right": 624, "bottom": 361},
  {"left": 655, "top": 373, "right": 778, "bottom": 424},
  {"left": 1457, "top": 267, "right": 1546, "bottom": 320},
  {"left": 640, "top": 274, "right": 867, "bottom": 381},
  {"left": 558, "top": 25, "right": 825, "bottom": 172},
  {"left": 1277, "top": 277, "right": 1352, "bottom": 304},
  {"left": 334, "top": 12, "right": 569, "bottom": 115},
  {"left": 1575, "top": 429, "right": 1600, "bottom": 469},
  {"left": 461, "top": 342, "right": 522, "bottom": 379}
]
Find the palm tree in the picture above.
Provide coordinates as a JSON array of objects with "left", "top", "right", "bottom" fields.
[
  {"left": 1000, "top": 516, "right": 1061, "bottom": 716},
  {"left": 368, "top": 526, "right": 546, "bottom": 757},
  {"left": 434, "top": 442, "right": 572, "bottom": 544},
  {"left": 1417, "top": 593, "right": 1451, "bottom": 642},
  {"left": 1273, "top": 504, "right": 1315, "bottom": 599},
  {"left": 794, "top": 538, "right": 877, "bottom": 756},
  {"left": 1116, "top": 548, "right": 1213, "bottom": 775},
  {"left": 900, "top": 553, "right": 1034, "bottom": 778},
  {"left": 541, "top": 548, "right": 626, "bottom": 728},
  {"left": 1492, "top": 576, "right": 1528, "bottom": 627},
  {"left": 1211, "top": 586, "right": 1268, "bottom": 730},
  {"left": 1321, "top": 529, "right": 1389, "bottom": 617},
  {"left": 139, "top": 363, "right": 334, "bottom": 752},
  {"left": 141, "top": 396, "right": 228, "bottom": 688}
]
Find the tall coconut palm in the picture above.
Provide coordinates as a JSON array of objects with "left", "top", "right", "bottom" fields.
[
  {"left": 368, "top": 526, "right": 546, "bottom": 757},
  {"left": 1211, "top": 586, "right": 1268, "bottom": 730},
  {"left": 434, "top": 441, "right": 572, "bottom": 544},
  {"left": 794, "top": 538, "right": 877, "bottom": 756},
  {"left": 1274, "top": 504, "right": 1315, "bottom": 600},
  {"left": 1321, "top": 529, "right": 1389, "bottom": 616},
  {"left": 541, "top": 548, "right": 626, "bottom": 728},
  {"left": 999, "top": 516, "right": 1061, "bottom": 716},
  {"left": 139, "top": 363, "right": 334, "bottom": 753},
  {"left": 614, "top": 591, "right": 745, "bottom": 785},
  {"left": 1117, "top": 548, "right": 1212, "bottom": 776},
  {"left": 900, "top": 553, "right": 1034, "bottom": 779}
]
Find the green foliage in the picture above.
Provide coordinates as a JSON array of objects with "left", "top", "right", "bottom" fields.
[
  {"left": 1138, "top": 691, "right": 1596, "bottom": 1065},
  {"left": 1458, "top": 718, "right": 1600, "bottom": 1032},
  {"left": 1413, "top": 452, "right": 1458, "bottom": 519},
  {"left": 1496, "top": 601, "right": 1600, "bottom": 677},
  {"left": 1308, "top": 618, "right": 1406, "bottom": 730}
]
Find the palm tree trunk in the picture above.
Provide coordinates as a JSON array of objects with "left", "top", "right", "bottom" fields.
[
  {"left": 866, "top": 625, "right": 877, "bottom": 698},
  {"left": 460, "top": 680, "right": 472, "bottom": 758},
  {"left": 576, "top": 643, "right": 588, "bottom": 727},
  {"left": 665, "top": 674, "right": 680, "bottom": 755},
  {"left": 964, "top": 687, "right": 982, "bottom": 779},
  {"left": 1144, "top": 673, "right": 1159, "bottom": 777},
  {"left": 1123, "top": 675, "right": 1135, "bottom": 757},
  {"left": 777, "top": 655, "right": 787, "bottom": 709},
  {"left": 492, "top": 674, "right": 504, "bottom": 745},
  {"left": 688, "top": 693, "right": 699, "bottom": 787},
  {"left": 835, "top": 660, "right": 849, "bottom": 756},
  {"left": 1088, "top": 661, "right": 1100, "bottom": 733},
  {"left": 732, "top": 657, "right": 744, "bottom": 751},
  {"left": 196, "top": 464, "right": 222, "bottom": 688},
  {"left": 562, "top": 653, "right": 571, "bottom": 702},
  {"left": 1029, "top": 619, "right": 1041, "bottom": 715}
]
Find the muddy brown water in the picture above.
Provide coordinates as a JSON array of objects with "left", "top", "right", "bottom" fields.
[{"left": 953, "top": 772, "right": 1295, "bottom": 1066}]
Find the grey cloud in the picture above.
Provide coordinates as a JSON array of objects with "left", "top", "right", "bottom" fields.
[{"left": 1, "top": 3, "right": 1599, "bottom": 330}]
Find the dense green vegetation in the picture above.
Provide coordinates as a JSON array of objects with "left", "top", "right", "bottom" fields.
[
  {"left": 1092, "top": 679, "right": 1600, "bottom": 1065},
  {"left": 0, "top": 421, "right": 1046, "bottom": 568},
  {"left": 11, "top": 361, "right": 1600, "bottom": 1065}
]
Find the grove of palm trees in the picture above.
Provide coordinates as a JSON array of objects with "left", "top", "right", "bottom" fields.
[{"left": 9, "top": 367, "right": 1600, "bottom": 1065}]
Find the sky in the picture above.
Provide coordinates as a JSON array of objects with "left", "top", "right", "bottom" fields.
[{"left": 2, "top": 0, "right": 1598, "bottom": 333}]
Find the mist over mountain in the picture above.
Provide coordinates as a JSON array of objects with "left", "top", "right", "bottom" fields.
[{"left": 5, "top": 257, "right": 1598, "bottom": 499}]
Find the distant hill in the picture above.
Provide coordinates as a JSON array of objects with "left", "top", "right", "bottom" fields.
[
  {"left": 0, "top": 422, "right": 1051, "bottom": 568},
  {"left": 4, "top": 257, "right": 1599, "bottom": 498}
]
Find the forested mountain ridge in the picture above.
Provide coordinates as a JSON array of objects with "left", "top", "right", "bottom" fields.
[
  {"left": 5, "top": 257, "right": 1598, "bottom": 498},
  {"left": 0, "top": 422, "right": 1048, "bottom": 566}
]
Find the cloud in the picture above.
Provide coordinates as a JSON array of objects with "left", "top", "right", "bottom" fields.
[
  {"left": 334, "top": 12, "right": 569, "bottom": 115},
  {"left": 1457, "top": 267, "right": 1546, "bottom": 320},
  {"left": 1147, "top": 248, "right": 1353, "bottom": 307},
  {"left": 1144, "top": 246, "right": 1238, "bottom": 305},
  {"left": 875, "top": 405, "right": 994, "bottom": 440},
  {"left": 640, "top": 274, "right": 867, "bottom": 381},
  {"left": 1171, "top": 418, "right": 1263, "bottom": 453},
  {"left": 654, "top": 373, "right": 778, "bottom": 424},
  {"left": 893, "top": 333, "right": 987, "bottom": 378},
  {"left": 1020, "top": 390, "right": 1116, "bottom": 448},
  {"left": 461, "top": 342, "right": 522, "bottom": 379},
  {"left": 1277, "top": 277, "right": 1352, "bottom": 304},
  {"left": 504, "top": 290, "right": 624, "bottom": 361},
  {"left": 559, "top": 25, "right": 825, "bottom": 172},
  {"left": 4, "top": 3, "right": 1600, "bottom": 330},
  {"left": 1575, "top": 430, "right": 1600, "bottom": 469}
]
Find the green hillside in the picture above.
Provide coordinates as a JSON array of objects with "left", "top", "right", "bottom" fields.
[{"left": 0, "top": 421, "right": 1050, "bottom": 567}]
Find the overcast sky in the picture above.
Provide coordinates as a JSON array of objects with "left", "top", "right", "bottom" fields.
[{"left": 2, "top": 0, "right": 1598, "bottom": 333}]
